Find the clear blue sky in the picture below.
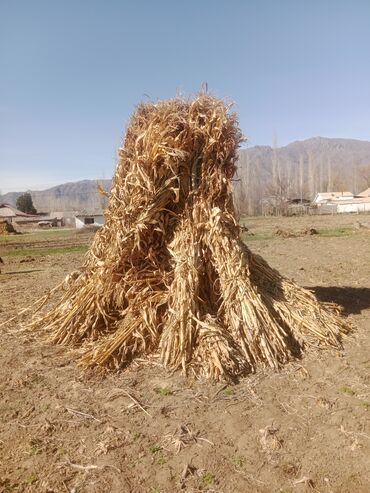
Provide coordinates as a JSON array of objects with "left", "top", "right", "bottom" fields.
[{"left": 1, "top": 0, "right": 369, "bottom": 192}]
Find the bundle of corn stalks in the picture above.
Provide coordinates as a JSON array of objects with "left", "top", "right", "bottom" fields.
[
  {"left": 0, "top": 220, "right": 16, "bottom": 235},
  {"left": 30, "top": 94, "right": 350, "bottom": 380}
]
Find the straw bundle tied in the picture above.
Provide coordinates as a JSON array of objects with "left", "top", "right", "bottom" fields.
[{"left": 30, "top": 94, "right": 350, "bottom": 381}]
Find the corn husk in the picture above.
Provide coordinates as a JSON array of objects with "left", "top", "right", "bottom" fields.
[{"left": 31, "top": 94, "right": 350, "bottom": 381}]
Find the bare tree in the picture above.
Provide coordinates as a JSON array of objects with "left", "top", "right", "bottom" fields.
[
  {"left": 331, "top": 171, "right": 347, "bottom": 192},
  {"left": 308, "top": 152, "right": 316, "bottom": 199},
  {"left": 351, "top": 160, "right": 358, "bottom": 194},
  {"left": 299, "top": 155, "right": 304, "bottom": 202},
  {"left": 359, "top": 164, "right": 370, "bottom": 189},
  {"left": 327, "top": 157, "right": 332, "bottom": 191}
]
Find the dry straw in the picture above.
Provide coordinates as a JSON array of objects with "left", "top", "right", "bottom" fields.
[{"left": 30, "top": 94, "right": 350, "bottom": 380}]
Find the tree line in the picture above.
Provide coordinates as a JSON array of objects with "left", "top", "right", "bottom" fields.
[{"left": 233, "top": 153, "right": 370, "bottom": 216}]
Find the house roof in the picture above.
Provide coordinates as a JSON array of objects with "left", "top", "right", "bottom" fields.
[
  {"left": 287, "top": 198, "right": 311, "bottom": 204},
  {"left": 0, "top": 203, "right": 37, "bottom": 218},
  {"left": 49, "top": 211, "right": 78, "bottom": 219},
  {"left": 357, "top": 188, "right": 370, "bottom": 197},
  {"left": 334, "top": 197, "right": 370, "bottom": 205},
  {"left": 75, "top": 213, "right": 104, "bottom": 218},
  {"left": 315, "top": 192, "right": 353, "bottom": 200}
]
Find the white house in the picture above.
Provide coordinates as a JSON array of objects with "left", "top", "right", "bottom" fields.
[
  {"left": 313, "top": 191, "right": 353, "bottom": 205},
  {"left": 357, "top": 188, "right": 370, "bottom": 198},
  {"left": 336, "top": 197, "right": 370, "bottom": 214},
  {"left": 75, "top": 213, "right": 105, "bottom": 229},
  {"left": 49, "top": 211, "right": 78, "bottom": 227}
]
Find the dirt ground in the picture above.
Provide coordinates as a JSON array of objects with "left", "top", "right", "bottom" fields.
[{"left": 0, "top": 216, "right": 369, "bottom": 493}]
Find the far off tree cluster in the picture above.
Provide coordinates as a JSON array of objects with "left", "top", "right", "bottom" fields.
[
  {"left": 234, "top": 151, "right": 370, "bottom": 216},
  {"left": 16, "top": 192, "right": 37, "bottom": 215}
]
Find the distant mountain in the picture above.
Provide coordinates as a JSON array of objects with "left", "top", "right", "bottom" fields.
[
  {"left": 2, "top": 137, "right": 370, "bottom": 215},
  {"left": 0, "top": 179, "right": 112, "bottom": 213}
]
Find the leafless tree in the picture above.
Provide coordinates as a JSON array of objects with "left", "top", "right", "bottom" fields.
[{"left": 359, "top": 164, "right": 370, "bottom": 189}]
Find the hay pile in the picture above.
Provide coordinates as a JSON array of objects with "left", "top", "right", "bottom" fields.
[
  {"left": 0, "top": 220, "right": 16, "bottom": 235},
  {"left": 31, "top": 94, "right": 350, "bottom": 380},
  {"left": 274, "top": 228, "right": 296, "bottom": 239},
  {"left": 274, "top": 227, "right": 318, "bottom": 238}
]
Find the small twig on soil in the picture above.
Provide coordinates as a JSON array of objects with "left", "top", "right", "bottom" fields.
[
  {"left": 21, "top": 405, "right": 35, "bottom": 420},
  {"left": 66, "top": 462, "right": 99, "bottom": 472},
  {"left": 62, "top": 480, "right": 72, "bottom": 493},
  {"left": 62, "top": 460, "right": 121, "bottom": 474},
  {"left": 293, "top": 476, "right": 314, "bottom": 488},
  {"left": 212, "top": 384, "right": 228, "bottom": 400},
  {"left": 197, "top": 437, "right": 214, "bottom": 446},
  {"left": 65, "top": 407, "right": 101, "bottom": 422},
  {"left": 163, "top": 424, "right": 213, "bottom": 453},
  {"left": 340, "top": 425, "right": 370, "bottom": 440},
  {"left": 179, "top": 463, "right": 197, "bottom": 487},
  {"left": 121, "top": 390, "right": 152, "bottom": 418},
  {"left": 232, "top": 467, "right": 265, "bottom": 485}
]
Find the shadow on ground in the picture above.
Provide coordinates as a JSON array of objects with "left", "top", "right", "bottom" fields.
[
  {"left": 1, "top": 269, "right": 44, "bottom": 275},
  {"left": 311, "top": 286, "right": 370, "bottom": 315}
]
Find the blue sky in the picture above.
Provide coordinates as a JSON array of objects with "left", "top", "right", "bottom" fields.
[{"left": 1, "top": 0, "right": 369, "bottom": 192}]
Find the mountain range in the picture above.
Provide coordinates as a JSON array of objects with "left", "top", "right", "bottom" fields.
[{"left": 2, "top": 137, "right": 370, "bottom": 215}]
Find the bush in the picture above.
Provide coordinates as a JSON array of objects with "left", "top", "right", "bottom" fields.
[{"left": 16, "top": 192, "right": 37, "bottom": 214}]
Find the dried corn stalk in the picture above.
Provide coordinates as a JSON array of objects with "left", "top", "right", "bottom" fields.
[{"left": 31, "top": 94, "right": 350, "bottom": 380}]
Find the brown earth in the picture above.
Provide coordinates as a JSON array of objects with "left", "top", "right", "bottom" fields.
[{"left": 0, "top": 217, "right": 369, "bottom": 493}]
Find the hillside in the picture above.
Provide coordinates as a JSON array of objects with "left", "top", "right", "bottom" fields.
[
  {"left": 2, "top": 137, "right": 370, "bottom": 215},
  {"left": 235, "top": 137, "right": 370, "bottom": 214},
  {"left": 0, "top": 179, "right": 112, "bottom": 213}
]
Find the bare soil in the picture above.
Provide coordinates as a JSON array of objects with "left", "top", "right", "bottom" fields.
[{"left": 0, "top": 217, "right": 369, "bottom": 493}]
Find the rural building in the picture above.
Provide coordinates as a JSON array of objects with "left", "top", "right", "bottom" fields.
[
  {"left": 336, "top": 197, "right": 370, "bottom": 213},
  {"left": 75, "top": 213, "right": 105, "bottom": 229},
  {"left": 0, "top": 203, "right": 38, "bottom": 223},
  {"left": 357, "top": 188, "right": 370, "bottom": 198},
  {"left": 313, "top": 191, "right": 353, "bottom": 205},
  {"left": 313, "top": 191, "right": 370, "bottom": 214},
  {"left": 262, "top": 197, "right": 311, "bottom": 216},
  {"left": 49, "top": 211, "right": 78, "bottom": 227},
  {"left": 285, "top": 198, "right": 311, "bottom": 215}
]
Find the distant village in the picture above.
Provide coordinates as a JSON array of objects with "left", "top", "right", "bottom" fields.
[
  {"left": 1, "top": 186, "right": 370, "bottom": 232},
  {"left": 259, "top": 187, "right": 370, "bottom": 216},
  {"left": 0, "top": 205, "right": 104, "bottom": 231}
]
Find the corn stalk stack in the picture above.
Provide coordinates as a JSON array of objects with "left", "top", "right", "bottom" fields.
[{"left": 31, "top": 94, "right": 350, "bottom": 381}]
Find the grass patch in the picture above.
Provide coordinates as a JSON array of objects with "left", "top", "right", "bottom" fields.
[
  {"left": 148, "top": 445, "right": 166, "bottom": 464},
  {"left": 231, "top": 455, "right": 246, "bottom": 468},
  {"left": 157, "top": 455, "right": 167, "bottom": 465},
  {"left": 240, "top": 227, "right": 353, "bottom": 242},
  {"left": 149, "top": 445, "right": 162, "bottom": 454},
  {"left": 154, "top": 387, "right": 174, "bottom": 396},
  {"left": 317, "top": 227, "right": 353, "bottom": 237},
  {"left": 0, "top": 229, "right": 77, "bottom": 243},
  {"left": 200, "top": 472, "right": 215, "bottom": 488},
  {"left": 1, "top": 245, "right": 88, "bottom": 257},
  {"left": 224, "top": 386, "right": 235, "bottom": 396},
  {"left": 339, "top": 385, "right": 356, "bottom": 396}
]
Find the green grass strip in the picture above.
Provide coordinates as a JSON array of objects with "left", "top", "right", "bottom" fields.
[
  {"left": 316, "top": 227, "right": 353, "bottom": 237},
  {"left": 0, "top": 229, "right": 80, "bottom": 243},
  {"left": 1, "top": 245, "right": 89, "bottom": 257}
]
